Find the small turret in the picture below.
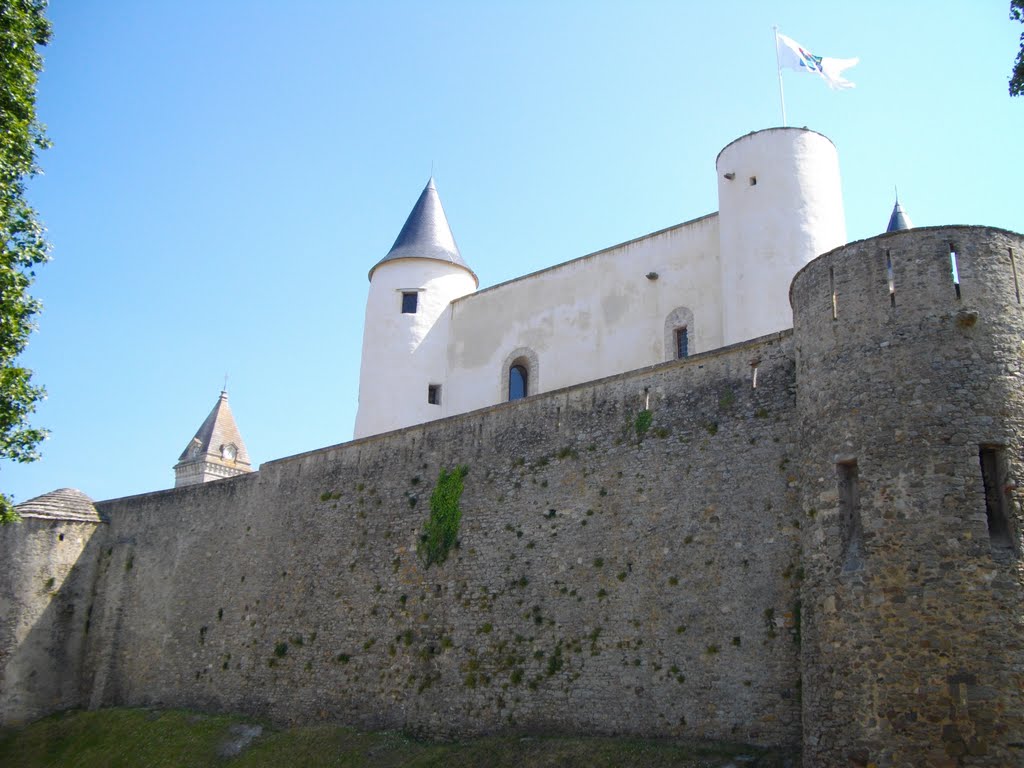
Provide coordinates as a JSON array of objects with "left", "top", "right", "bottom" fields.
[
  {"left": 354, "top": 178, "right": 478, "bottom": 438},
  {"left": 886, "top": 195, "right": 913, "bottom": 232},
  {"left": 173, "top": 390, "right": 252, "bottom": 487}
]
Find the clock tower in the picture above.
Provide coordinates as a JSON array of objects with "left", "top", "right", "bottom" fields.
[{"left": 173, "top": 389, "right": 252, "bottom": 487}]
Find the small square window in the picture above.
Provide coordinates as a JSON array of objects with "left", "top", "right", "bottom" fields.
[
  {"left": 401, "top": 292, "right": 418, "bottom": 314},
  {"left": 675, "top": 327, "right": 689, "bottom": 359},
  {"left": 427, "top": 384, "right": 441, "bottom": 405}
]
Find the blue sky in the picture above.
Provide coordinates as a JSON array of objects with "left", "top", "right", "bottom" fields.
[{"left": 6, "top": 1, "right": 1022, "bottom": 504}]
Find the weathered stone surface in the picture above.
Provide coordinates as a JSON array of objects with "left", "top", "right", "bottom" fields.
[
  {"left": 2, "top": 225, "right": 1023, "bottom": 767},
  {"left": 792, "top": 226, "right": 1024, "bottom": 767}
]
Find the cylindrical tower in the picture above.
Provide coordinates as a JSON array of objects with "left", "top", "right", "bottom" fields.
[
  {"left": 354, "top": 179, "right": 477, "bottom": 439},
  {"left": 716, "top": 127, "right": 846, "bottom": 345},
  {"left": 791, "top": 226, "right": 1024, "bottom": 765}
]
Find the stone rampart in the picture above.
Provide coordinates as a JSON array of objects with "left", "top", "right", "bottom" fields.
[
  {"left": 792, "top": 226, "right": 1024, "bottom": 766},
  {"left": 80, "top": 332, "right": 801, "bottom": 747},
  {"left": 5, "top": 226, "right": 1024, "bottom": 766},
  {"left": 0, "top": 517, "right": 101, "bottom": 724}
]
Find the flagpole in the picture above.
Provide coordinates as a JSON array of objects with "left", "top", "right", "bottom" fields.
[{"left": 773, "top": 25, "right": 787, "bottom": 126}]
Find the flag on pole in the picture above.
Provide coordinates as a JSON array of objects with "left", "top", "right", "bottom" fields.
[{"left": 776, "top": 32, "right": 858, "bottom": 90}]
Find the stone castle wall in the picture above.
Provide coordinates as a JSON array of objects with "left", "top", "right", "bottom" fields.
[
  {"left": 81, "top": 330, "right": 801, "bottom": 747},
  {"left": 3, "top": 226, "right": 1023, "bottom": 766},
  {"left": 0, "top": 518, "right": 100, "bottom": 723},
  {"left": 792, "top": 226, "right": 1024, "bottom": 766}
]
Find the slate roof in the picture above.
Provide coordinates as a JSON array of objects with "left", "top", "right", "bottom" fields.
[
  {"left": 15, "top": 488, "right": 100, "bottom": 523},
  {"left": 887, "top": 198, "right": 913, "bottom": 233},
  {"left": 368, "top": 178, "right": 477, "bottom": 284},
  {"left": 175, "top": 390, "right": 251, "bottom": 468}
]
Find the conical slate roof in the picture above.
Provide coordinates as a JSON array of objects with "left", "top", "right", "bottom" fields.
[
  {"left": 887, "top": 198, "right": 913, "bottom": 233},
  {"left": 368, "top": 178, "right": 477, "bottom": 284},
  {"left": 15, "top": 488, "right": 100, "bottom": 523},
  {"left": 176, "top": 390, "right": 251, "bottom": 468}
]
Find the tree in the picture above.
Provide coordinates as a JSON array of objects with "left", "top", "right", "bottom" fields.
[
  {"left": 0, "top": 1, "right": 51, "bottom": 523},
  {"left": 1012, "top": 1, "right": 1024, "bottom": 96}
]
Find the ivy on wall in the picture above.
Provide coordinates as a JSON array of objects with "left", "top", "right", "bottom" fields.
[{"left": 419, "top": 465, "right": 468, "bottom": 567}]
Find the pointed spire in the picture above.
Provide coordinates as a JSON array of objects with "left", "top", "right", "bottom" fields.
[
  {"left": 368, "top": 178, "right": 477, "bottom": 284},
  {"left": 886, "top": 192, "right": 913, "bottom": 233},
  {"left": 174, "top": 390, "right": 252, "bottom": 487}
]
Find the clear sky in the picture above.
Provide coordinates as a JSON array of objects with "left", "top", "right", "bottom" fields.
[{"left": 6, "top": 1, "right": 1022, "bottom": 504}]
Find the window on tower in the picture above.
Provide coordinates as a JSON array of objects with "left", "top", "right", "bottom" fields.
[
  {"left": 427, "top": 384, "right": 441, "bottom": 405},
  {"left": 401, "top": 292, "right": 418, "bottom": 313}
]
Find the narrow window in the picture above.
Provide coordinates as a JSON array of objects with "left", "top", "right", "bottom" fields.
[
  {"left": 1010, "top": 249, "right": 1020, "bottom": 304},
  {"left": 508, "top": 365, "right": 528, "bottom": 401},
  {"left": 949, "top": 245, "right": 961, "bottom": 300},
  {"left": 885, "top": 250, "right": 896, "bottom": 307},
  {"left": 829, "top": 266, "right": 837, "bottom": 320},
  {"left": 674, "top": 327, "right": 689, "bottom": 359},
  {"left": 401, "top": 292, "right": 418, "bottom": 314},
  {"left": 427, "top": 384, "right": 441, "bottom": 405},
  {"left": 748, "top": 176, "right": 757, "bottom": 186},
  {"left": 837, "top": 461, "right": 862, "bottom": 571},
  {"left": 979, "top": 447, "right": 1015, "bottom": 553}
]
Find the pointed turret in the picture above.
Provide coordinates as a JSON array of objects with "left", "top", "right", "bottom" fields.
[
  {"left": 173, "top": 390, "right": 252, "bottom": 488},
  {"left": 886, "top": 196, "right": 913, "bottom": 233},
  {"left": 368, "top": 178, "right": 477, "bottom": 284},
  {"left": 354, "top": 178, "right": 478, "bottom": 438}
]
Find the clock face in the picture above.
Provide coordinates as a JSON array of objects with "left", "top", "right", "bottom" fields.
[{"left": 222, "top": 444, "right": 237, "bottom": 461}]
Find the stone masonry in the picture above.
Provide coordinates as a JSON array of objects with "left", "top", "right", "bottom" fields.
[{"left": 1, "top": 226, "right": 1023, "bottom": 767}]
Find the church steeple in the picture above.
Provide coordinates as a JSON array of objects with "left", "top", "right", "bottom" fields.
[
  {"left": 368, "top": 178, "right": 477, "bottom": 285},
  {"left": 173, "top": 390, "right": 252, "bottom": 488}
]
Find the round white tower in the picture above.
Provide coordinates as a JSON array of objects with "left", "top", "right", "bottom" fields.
[
  {"left": 716, "top": 127, "right": 846, "bottom": 345},
  {"left": 354, "top": 178, "right": 477, "bottom": 439}
]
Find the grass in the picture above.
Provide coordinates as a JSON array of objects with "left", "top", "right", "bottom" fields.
[{"left": 0, "top": 708, "right": 797, "bottom": 768}]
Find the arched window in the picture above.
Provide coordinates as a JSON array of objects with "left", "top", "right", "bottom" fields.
[
  {"left": 664, "top": 307, "right": 695, "bottom": 361},
  {"left": 509, "top": 364, "right": 528, "bottom": 400},
  {"left": 500, "top": 347, "right": 539, "bottom": 403}
]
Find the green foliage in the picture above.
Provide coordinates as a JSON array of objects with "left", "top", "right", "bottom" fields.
[
  {"left": 418, "top": 465, "right": 468, "bottom": 568},
  {"left": 0, "top": 1, "right": 52, "bottom": 518},
  {"left": 718, "top": 388, "right": 736, "bottom": 410},
  {"left": 273, "top": 642, "right": 288, "bottom": 658},
  {"left": 1012, "top": 1, "right": 1024, "bottom": 95},
  {"left": 633, "top": 409, "right": 652, "bottom": 439}
]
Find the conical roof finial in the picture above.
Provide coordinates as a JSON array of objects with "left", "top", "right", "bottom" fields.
[{"left": 886, "top": 190, "right": 913, "bottom": 233}]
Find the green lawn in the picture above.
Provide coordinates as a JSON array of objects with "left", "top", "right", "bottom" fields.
[{"left": 0, "top": 708, "right": 796, "bottom": 767}]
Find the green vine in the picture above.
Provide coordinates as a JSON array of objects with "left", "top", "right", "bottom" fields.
[
  {"left": 634, "top": 409, "right": 653, "bottom": 440},
  {"left": 418, "top": 465, "right": 468, "bottom": 568}
]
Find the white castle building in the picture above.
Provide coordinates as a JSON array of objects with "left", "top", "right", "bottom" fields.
[{"left": 354, "top": 127, "right": 853, "bottom": 439}]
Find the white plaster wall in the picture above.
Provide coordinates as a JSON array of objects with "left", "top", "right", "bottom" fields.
[
  {"left": 443, "top": 215, "right": 721, "bottom": 416},
  {"left": 354, "top": 259, "right": 476, "bottom": 437},
  {"left": 716, "top": 128, "right": 846, "bottom": 346}
]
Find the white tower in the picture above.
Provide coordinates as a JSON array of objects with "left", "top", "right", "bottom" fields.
[
  {"left": 716, "top": 127, "right": 846, "bottom": 345},
  {"left": 354, "top": 179, "right": 478, "bottom": 439}
]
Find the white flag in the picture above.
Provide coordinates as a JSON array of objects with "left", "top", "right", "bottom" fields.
[{"left": 776, "top": 32, "right": 858, "bottom": 90}]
